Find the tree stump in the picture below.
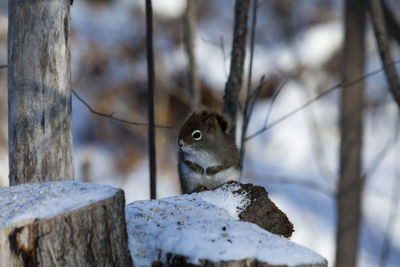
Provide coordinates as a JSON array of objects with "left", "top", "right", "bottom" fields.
[
  {"left": 126, "top": 182, "right": 327, "bottom": 266},
  {"left": 0, "top": 181, "right": 132, "bottom": 266}
]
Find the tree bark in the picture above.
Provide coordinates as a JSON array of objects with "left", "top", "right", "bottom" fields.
[
  {"left": 0, "top": 183, "right": 132, "bottom": 266},
  {"left": 368, "top": 0, "right": 400, "bottom": 108},
  {"left": 185, "top": 0, "right": 201, "bottom": 110},
  {"left": 223, "top": 0, "right": 250, "bottom": 141},
  {"left": 336, "top": 0, "right": 366, "bottom": 266},
  {"left": 8, "top": 0, "right": 73, "bottom": 185}
]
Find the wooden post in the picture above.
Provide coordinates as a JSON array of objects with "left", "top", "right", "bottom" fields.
[{"left": 8, "top": 0, "right": 74, "bottom": 185}]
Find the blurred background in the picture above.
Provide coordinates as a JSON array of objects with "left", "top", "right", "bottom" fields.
[{"left": 1, "top": 0, "right": 400, "bottom": 266}]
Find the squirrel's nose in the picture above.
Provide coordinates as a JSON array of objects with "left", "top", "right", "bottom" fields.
[{"left": 178, "top": 139, "right": 184, "bottom": 147}]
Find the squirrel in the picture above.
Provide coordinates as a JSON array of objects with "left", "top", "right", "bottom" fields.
[{"left": 177, "top": 110, "right": 241, "bottom": 194}]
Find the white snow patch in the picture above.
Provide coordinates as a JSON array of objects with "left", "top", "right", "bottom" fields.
[
  {"left": 0, "top": 181, "right": 119, "bottom": 229},
  {"left": 197, "top": 183, "right": 250, "bottom": 220},
  {"left": 126, "top": 192, "right": 326, "bottom": 267}
]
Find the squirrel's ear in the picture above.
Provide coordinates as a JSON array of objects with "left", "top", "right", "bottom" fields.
[
  {"left": 215, "top": 113, "right": 230, "bottom": 133},
  {"left": 204, "top": 112, "right": 230, "bottom": 133}
]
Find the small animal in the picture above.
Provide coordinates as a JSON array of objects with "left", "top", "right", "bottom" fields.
[{"left": 177, "top": 110, "right": 241, "bottom": 193}]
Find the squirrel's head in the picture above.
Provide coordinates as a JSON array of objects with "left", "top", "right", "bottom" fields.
[{"left": 178, "top": 110, "right": 230, "bottom": 151}]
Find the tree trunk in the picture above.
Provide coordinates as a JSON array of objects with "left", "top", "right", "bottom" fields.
[
  {"left": 185, "top": 0, "right": 201, "bottom": 110},
  {"left": 223, "top": 0, "right": 250, "bottom": 141},
  {"left": 8, "top": 0, "right": 73, "bottom": 185},
  {"left": 0, "top": 182, "right": 133, "bottom": 266},
  {"left": 336, "top": 0, "right": 366, "bottom": 266}
]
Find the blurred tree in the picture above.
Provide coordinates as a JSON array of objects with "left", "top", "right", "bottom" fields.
[
  {"left": 184, "top": 0, "right": 201, "bottom": 110},
  {"left": 8, "top": 0, "right": 73, "bottom": 185},
  {"left": 336, "top": 0, "right": 366, "bottom": 266}
]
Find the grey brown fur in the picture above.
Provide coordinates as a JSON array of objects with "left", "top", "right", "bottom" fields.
[{"left": 178, "top": 110, "right": 241, "bottom": 193}]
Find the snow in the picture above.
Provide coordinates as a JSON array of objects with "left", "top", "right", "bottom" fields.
[
  {"left": 0, "top": 181, "right": 119, "bottom": 229},
  {"left": 196, "top": 183, "right": 250, "bottom": 220},
  {"left": 126, "top": 187, "right": 326, "bottom": 267}
]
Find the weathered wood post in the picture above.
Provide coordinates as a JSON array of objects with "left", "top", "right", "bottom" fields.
[{"left": 8, "top": 0, "right": 74, "bottom": 185}]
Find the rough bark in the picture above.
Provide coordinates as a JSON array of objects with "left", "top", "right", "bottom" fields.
[
  {"left": 185, "top": 0, "right": 201, "bottom": 110},
  {"left": 223, "top": 0, "right": 250, "bottom": 141},
  {"left": 368, "top": 0, "right": 400, "bottom": 108},
  {"left": 8, "top": 0, "right": 73, "bottom": 185},
  {"left": 336, "top": 0, "right": 366, "bottom": 266},
  {"left": 0, "top": 186, "right": 132, "bottom": 267}
]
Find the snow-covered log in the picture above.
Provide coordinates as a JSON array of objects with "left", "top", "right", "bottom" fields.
[
  {"left": 0, "top": 181, "right": 132, "bottom": 266},
  {"left": 126, "top": 182, "right": 327, "bottom": 266}
]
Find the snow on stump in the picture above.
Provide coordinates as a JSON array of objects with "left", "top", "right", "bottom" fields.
[
  {"left": 126, "top": 182, "right": 327, "bottom": 266},
  {"left": 0, "top": 181, "right": 132, "bottom": 266}
]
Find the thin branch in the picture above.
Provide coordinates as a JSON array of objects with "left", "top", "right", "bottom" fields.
[
  {"left": 219, "top": 36, "right": 229, "bottom": 77},
  {"left": 199, "top": 36, "right": 229, "bottom": 77},
  {"left": 146, "top": 0, "right": 157, "bottom": 200},
  {"left": 71, "top": 90, "right": 172, "bottom": 129},
  {"left": 379, "top": 164, "right": 400, "bottom": 267},
  {"left": 362, "top": 115, "right": 400, "bottom": 180},
  {"left": 262, "top": 79, "right": 287, "bottom": 130},
  {"left": 263, "top": 176, "right": 334, "bottom": 197},
  {"left": 6, "top": 60, "right": 171, "bottom": 129},
  {"left": 247, "top": 75, "right": 265, "bottom": 122},
  {"left": 245, "top": 59, "right": 400, "bottom": 141},
  {"left": 240, "top": 0, "right": 259, "bottom": 163},
  {"left": 368, "top": 0, "right": 400, "bottom": 108}
]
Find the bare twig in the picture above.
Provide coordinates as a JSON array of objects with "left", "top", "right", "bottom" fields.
[
  {"left": 263, "top": 176, "right": 334, "bottom": 197},
  {"left": 379, "top": 150, "right": 400, "bottom": 267},
  {"left": 199, "top": 36, "right": 229, "bottom": 77},
  {"left": 362, "top": 115, "right": 400, "bottom": 179},
  {"left": 368, "top": 0, "right": 400, "bottom": 108},
  {"left": 71, "top": 90, "right": 172, "bottom": 129},
  {"left": 146, "top": 0, "right": 157, "bottom": 200},
  {"left": 4, "top": 61, "right": 170, "bottom": 129},
  {"left": 247, "top": 75, "right": 265, "bottom": 122},
  {"left": 245, "top": 60, "right": 400, "bottom": 141},
  {"left": 219, "top": 36, "right": 229, "bottom": 77},
  {"left": 240, "top": 0, "right": 259, "bottom": 163}
]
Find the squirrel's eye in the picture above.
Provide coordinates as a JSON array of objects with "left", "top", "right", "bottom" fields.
[{"left": 192, "top": 130, "right": 202, "bottom": 140}]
